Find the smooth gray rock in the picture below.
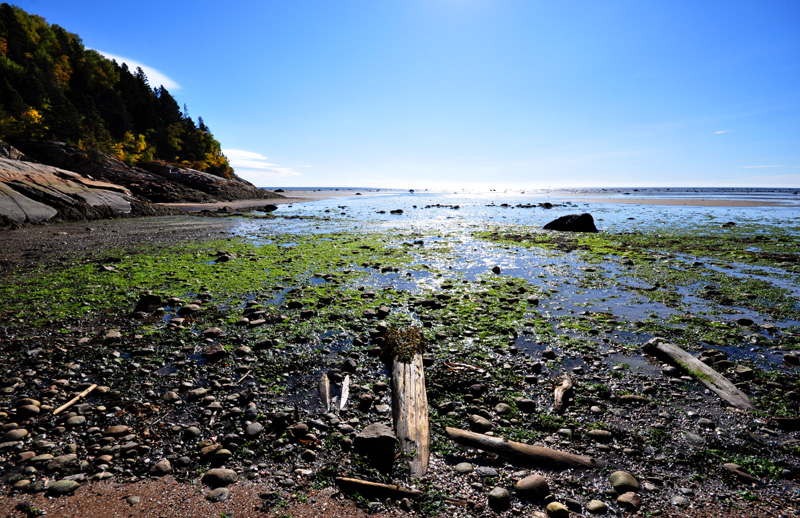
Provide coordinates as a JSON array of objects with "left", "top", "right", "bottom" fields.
[
  {"left": 202, "top": 468, "right": 238, "bottom": 488},
  {"left": 206, "top": 487, "right": 230, "bottom": 502},
  {"left": 469, "top": 414, "right": 493, "bottom": 433},
  {"left": 149, "top": 458, "right": 172, "bottom": 476},
  {"left": 454, "top": 462, "right": 474, "bottom": 474},
  {"left": 48, "top": 479, "right": 79, "bottom": 496}
]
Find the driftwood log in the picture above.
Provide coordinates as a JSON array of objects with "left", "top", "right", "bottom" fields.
[
  {"left": 392, "top": 353, "right": 430, "bottom": 477},
  {"left": 445, "top": 427, "right": 604, "bottom": 469},
  {"left": 643, "top": 338, "right": 755, "bottom": 411},
  {"left": 553, "top": 374, "right": 573, "bottom": 414},
  {"left": 335, "top": 477, "right": 423, "bottom": 500}
]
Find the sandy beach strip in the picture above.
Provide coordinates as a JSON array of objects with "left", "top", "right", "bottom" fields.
[
  {"left": 157, "top": 189, "right": 369, "bottom": 211},
  {"left": 568, "top": 196, "right": 787, "bottom": 207}
]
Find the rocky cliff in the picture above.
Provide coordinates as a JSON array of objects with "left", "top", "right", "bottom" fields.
[{"left": 0, "top": 141, "right": 282, "bottom": 227}]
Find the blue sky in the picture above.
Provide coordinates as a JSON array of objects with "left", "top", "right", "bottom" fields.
[{"left": 15, "top": 0, "right": 800, "bottom": 188}]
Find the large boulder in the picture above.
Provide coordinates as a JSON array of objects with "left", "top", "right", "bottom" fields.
[{"left": 543, "top": 213, "right": 598, "bottom": 232}]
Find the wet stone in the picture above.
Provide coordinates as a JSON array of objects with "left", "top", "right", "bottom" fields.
[
  {"left": 488, "top": 486, "right": 510, "bottom": 510},
  {"left": 2, "top": 428, "right": 28, "bottom": 442},
  {"left": 48, "top": 479, "right": 79, "bottom": 496},
  {"left": 515, "top": 474, "right": 549, "bottom": 501},
  {"left": 672, "top": 495, "right": 689, "bottom": 507},
  {"left": 494, "top": 402, "right": 512, "bottom": 415},
  {"left": 475, "top": 466, "right": 498, "bottom": 477},
  {"left": 202, "top": 468, "right": 238, "bottom": 488},
  {"left": 469, "top": 415, "right": 493, "bottom": 433},
  {"left": 65, "top": 415, "right": 86, "bottom": 427},
  {"left": 104, "top": 425, "right": 129, "bottom": 437},
  {"left": 515, "top": 398, "right": 537, "bottom": 413},
  {"left": 454, "top": 462, "right": 474, "bottom": 474},
  {"left": 617, "top": 492, "right": 642, "bottom": 511},
  {"left": 206, "top": 487, "right": 230, "bottom": 502},
  {"left": 245, "top": 422, "right": 264, "bottom": 439},
  {"left": 609, "top": 471, "right": 640, "bottom": 494},
  {"left": 546, "top": 501, "right": 570, "bottom": 518},
  {"left": 178, "top": 304, "right": 202, "bottom": 316},
  {"left": 588, "top": 429, "right": 613, "bottom": 443},
  {"left": 149, "top": 458, "right": 172, "bottom": 476},
  {"left": 586, "top": 499, "right": 608, "bottom": 514},
  {"left": 16, "top": 405, "right": 40, "bottom": 419}
]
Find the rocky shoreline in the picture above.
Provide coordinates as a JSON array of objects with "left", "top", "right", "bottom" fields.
[
  {"left": 0, "top": 141, "right": 283, "bottom": 227},
  {"left": 0, "top": 209, "right": 797, "bottom": 517}
]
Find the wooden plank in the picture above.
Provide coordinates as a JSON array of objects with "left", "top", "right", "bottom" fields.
[
  {"left": 643, "top": 339, "right": 756, "bottom": 411},
  {"left": 392, "top": 353, "right": 430, "bottom": 478},
  {"left": 445, "top": 426, "right": 604, "bottom": 469}
]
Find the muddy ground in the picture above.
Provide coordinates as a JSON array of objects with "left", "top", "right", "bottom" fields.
[{"left": 0, "top": 212, "right": 798, "bottom": 517}]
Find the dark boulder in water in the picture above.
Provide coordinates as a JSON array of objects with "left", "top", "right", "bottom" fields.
[{"left": 543, "top": 213, "right": 598, "bottom": 232}]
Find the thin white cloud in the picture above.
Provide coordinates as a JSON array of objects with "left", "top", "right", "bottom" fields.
[
  {"left": 743, "top": 165, "right": 782, "bottom": 169},
  {"left": 714, "top": 130, "right": 728, "bottom": 134},
  {"left": 223, "top": 149, "right": 302, "bottom": 185},
  {"left": 96, "top": 51, "right": 181, "bottom": 90}
]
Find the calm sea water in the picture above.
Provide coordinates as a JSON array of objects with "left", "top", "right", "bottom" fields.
[{"left": 254, "top": 187, "right": 800, "bottom": 235}]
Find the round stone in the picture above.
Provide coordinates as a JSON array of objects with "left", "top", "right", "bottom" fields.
[
  {"left": 546, "top": 501, "right": 570, "bottom": 518},
  {"left": 149, "top": 458, "right": 172, "bottom": 476},
  {"left": 469, "top": 414, "right": 493, "bottom": 433},
  {"left": 587, "top": 429, "right": 613, "bottom": 443},
  {"left": 202, "top": 468, "right": 238, "bottom": 488},
  {"left": 65, "top": 416, "right": 86, "bottom": 427},
  {"left": 617, "top": 492, "right": 642, "bottom": 511},
  {"left": 206, "top": 487, "right": 230, "bottom": 502},
  {"left": 609, "top": 470, "right": 640, "bottom": 494},
  {"left": 487, "top": 487, "right": 511, "bottom": 510},
  {"left": 494, "top": 403, "right": 512, "bottom": 415},
  {"left": 2, "top": 428, "right": 28, "bottom": 442},
  {"left": 16, "top": 405, "right": 40, "bottom": 418},
  {"left": 454, "top": 462, "right": 474, "bottom": 474},
  {"left": 104, "top": 425, "right": 130, "bottom": 437},
  {"left": 586, "top": 499, "right": 608, "bottom": 514},
  {"left": 515, "top": 474, "right": 549, "bottom": 501},
  {"left": 672, "top": 495, "right": 689, "bottom": 507},
  {"left": 48, "top": 479, "right": 79, "bottom": 496},
  {"left": 244, "top": 422, "right": 264, "bottom": 439}
]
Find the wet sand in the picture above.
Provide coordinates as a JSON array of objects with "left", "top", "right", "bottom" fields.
[
  {"left": 157, "top": 189, "right": 373, "bottom": 212},
  {"left": 567, "top": 196, "right": 785, "bottom": 207}
]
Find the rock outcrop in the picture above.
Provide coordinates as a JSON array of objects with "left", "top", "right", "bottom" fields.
[
  {"left": 0, "top": 140, "right": 284, "bottom": 227},
  {"left": 0, "top": 156, "right": 137, "bottom": 226},
  {"left": 22, "top": 142, "right": 278, "bottom": 204},
  {"left": 543, "top": 212, "right": 599, "bottom": 232}
]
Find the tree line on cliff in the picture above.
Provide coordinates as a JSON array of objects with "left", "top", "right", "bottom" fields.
[{"left": 0, "top": 3, "right": 233, "bottom": 179}]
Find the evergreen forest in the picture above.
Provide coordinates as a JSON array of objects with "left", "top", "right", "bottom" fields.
[{"left": 0, "top": 3, "right": 233, "bottom": 178}]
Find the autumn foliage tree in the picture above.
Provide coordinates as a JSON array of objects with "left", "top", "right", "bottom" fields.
[{"left": 0, "top": 3, "right": 233, "bottom": 179}]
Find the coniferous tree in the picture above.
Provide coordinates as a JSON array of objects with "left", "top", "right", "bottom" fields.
[{"left": 0, "top": 3, "right": 233, "bottom": 178}]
